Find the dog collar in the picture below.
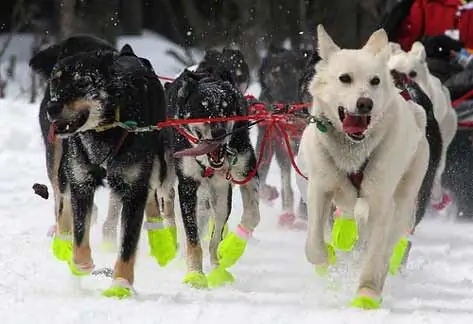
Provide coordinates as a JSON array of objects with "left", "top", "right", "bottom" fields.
[
  {"left": 196, "top": 146, "right": 238, "bottom": 179},
  {"left": 307, "top": 115, "right": 332, "bottom": 133}
]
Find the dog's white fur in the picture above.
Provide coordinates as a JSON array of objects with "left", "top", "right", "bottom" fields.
[
  {"left": 301, "top": 25, "right": 429, "bottom": 299},
  {"left": 388, "top": 41, "right": 458, "bottom": 204}
]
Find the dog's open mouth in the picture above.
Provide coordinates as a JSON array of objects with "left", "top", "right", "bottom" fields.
[
  {"left": 50, "top": 112, "right": 89, "bottom": 136},
  {"left": 338, "top": 106, "right": 371, "bottom": 141}
]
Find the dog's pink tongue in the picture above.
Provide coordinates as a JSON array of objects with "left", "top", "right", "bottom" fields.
[
  {"left": 174, "top": 142, "right": 221, "bottom": 158},
  {"left": 343, "top": 115, "right": 369, "bottom": 134}
]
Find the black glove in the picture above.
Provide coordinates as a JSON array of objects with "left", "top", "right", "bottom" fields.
[{"left": 421, "top": 35, "right": 464, "bottom": 60}]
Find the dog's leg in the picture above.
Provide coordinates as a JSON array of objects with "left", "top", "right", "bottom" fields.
[
  {"left": 255, "top": 125, "right": 278, "bottom": 202},
  {"left": 431, "top": 112, "right": 456, "bottom": 211},
  {"left": 353, "top": 141, "right": 429, "bottom": 309},
  {"left": 275, "top": 143, "right": 295, "bottom": 227},
  {"left": 207, "top": 181, "right": 234, "bottom": 287},
  {"left": 305, "top": 178, "right": 334, "bottom": 271},
  {"left": 178, "top": 176, "right": 207, "bottom": 289},
  {"left": 217, "top": 176, "right": 260, "bottom": 272},
  {"left": 102, "top": 184, "right": 147, "bottom": 298},
  {"left": 101, "top": 191, "right": 121, "bottom": 252},
  {"left": 145, "top": 188, "right": 177, "bottom": 267}
]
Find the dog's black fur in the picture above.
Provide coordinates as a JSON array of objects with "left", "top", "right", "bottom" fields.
[
  {"left": 391, "top": 71, "right": 443, "bottom": 229},
  {"left": 256, "top": 47, "right": 316, "bottom": 224},
  {"left": 195, "top": 48, "right": 250, "bottom": 94},
  {"left": 30, "top": 35, "right": 173, "bottom": 286},
  {"left": 165, "top": 55, "right": 259, "bottom": 277}
]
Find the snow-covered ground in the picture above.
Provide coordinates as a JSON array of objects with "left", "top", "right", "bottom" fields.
[{"left": 1, "top": 31, "right": 473, "bottom": 324}]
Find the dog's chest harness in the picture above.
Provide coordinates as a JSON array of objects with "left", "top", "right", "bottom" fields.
[{"left": 348, "top": 160, "right": 369, "bottom": 194}]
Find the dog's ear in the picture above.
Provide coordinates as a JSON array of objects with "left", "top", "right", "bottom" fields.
[
  {"left": 29, "top": 44, "right": 61, "bottom": 78},
  {"left": 316, "top": 24, "right": 340, "bottom": 60},
  {"left": 119, "top": 43, "right": 136, "bottom": 56},
  {"left": 363, "top": 29, "right": 389, "bottom": 55},
  {"left": 410, "top": 41, "right": 427, "bottom": 63}
]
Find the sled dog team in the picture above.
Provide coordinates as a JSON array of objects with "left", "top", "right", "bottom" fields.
[{"left": 29, "top": 24, "right": 456, "bottom": 309}]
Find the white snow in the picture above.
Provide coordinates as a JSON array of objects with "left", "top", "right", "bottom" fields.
[{"left": 0, "top": 31, "right": 473, "bottom": 323}]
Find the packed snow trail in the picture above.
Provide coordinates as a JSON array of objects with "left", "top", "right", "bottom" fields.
[{"left": 1, "top": 32, "right": 473, "bottom": 323}]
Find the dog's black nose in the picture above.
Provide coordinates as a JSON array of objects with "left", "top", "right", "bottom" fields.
[
  {"left": 46, "top": 102, "right": 63, "bottom": 120},
  {"left": 356, "top": 97, "right": 373, "bottom": 114},
  {"left": 211, "top": 127, "right": 227, "bottom": 140}
]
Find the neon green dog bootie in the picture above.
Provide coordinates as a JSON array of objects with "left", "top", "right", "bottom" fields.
[
  {"left": 51, "top": 232, "right": 73, "bottom": 262},
  {"left": 389, "top": 236, "right": 411, "bottom": 275},
  {"left": 331, "top": 209, "right": 359, "bottom": 252},
  {"left": 204, "top": 218, "right": 229, "bottom": 242},
  {"left": 350, "top": 289, "right": 382, "bottom": 310},
  {"left": 183, "top": 271, "right": 208, "bottom": 289},
  {"left": 314, "top": 243, "right": 337, "bottom": 276},
  {"left": 217, "top": 225, "right": 251, "bottom": 269},
  {"left": 145, "top": 217, "right": 177, "bottom": 267},
  {"left": 207, "top": 267, "right": 235, "bottom": 288},
  {"left": 102, "top": 278, "right": 134, "bottom": 299}
]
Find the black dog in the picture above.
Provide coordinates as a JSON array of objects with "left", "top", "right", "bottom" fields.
[
  {"left": 196, "top": 48, "right": 251, "bottom": 94},
  {"left": 257, "top": 47, "right": 316, "bottom": 229},
  {"left": 30, "top": 35, "right": 175, "bottom": 297},
  {"left": 165, "top": 58, "right": 260, "bottom": 288}
]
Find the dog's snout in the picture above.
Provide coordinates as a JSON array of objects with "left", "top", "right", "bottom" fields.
[
  {"left": 46, "top": 102, "right": 63, "bottom": 120},
  {"left": 211, "top": 127, "right": 227, "bottom": 140},
  {"left": 356, "top": 97, "right": 373, "bottom": 114}
]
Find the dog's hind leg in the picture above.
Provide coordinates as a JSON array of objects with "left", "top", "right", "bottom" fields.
[
  {"left": 255, "top": 125, "right": 278, "bottom": 202},
  {"left": 145, "top": 188, "right": 178, "bottom": 267},
  {"left": 101, "top": 191, "right": 121, "bottom": 252},
  {"left": 207, "top": 181, "right": 234, "bottom": 288},
  {"left": 178, "top": 176, "right": 207, "bottom": 289}
]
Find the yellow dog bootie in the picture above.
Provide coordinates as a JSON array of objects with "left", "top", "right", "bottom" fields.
[
  {"left": 145, "top": 217, "right": 177, "bottom": 267},
  {"left": 331, "top": 208, "right": 359, "bottom": 252},
  {"left": 217, "top": 224, "right": 252, "bottom": 269}
]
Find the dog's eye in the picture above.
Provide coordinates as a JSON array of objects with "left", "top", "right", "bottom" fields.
[
  {"left": 408, "top": 70, "right": 417, "bottom": 78},
  {"left": 370, "top": 76, "right": 380, "bottom": 86},
  {"left": 339, "top": 73, "right": 352, "bottom": 84}
]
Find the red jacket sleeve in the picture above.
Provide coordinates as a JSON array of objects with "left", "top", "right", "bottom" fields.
[{"left": 396, "top": 0, "right": 425, "bottom": 51}]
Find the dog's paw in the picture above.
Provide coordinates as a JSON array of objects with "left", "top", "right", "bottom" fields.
[
  {"left": 350, "top": 289, "right": 382, "bottom": 310},
  {"left": 102, "top": 278, "right": 134, "bottom": 299},
  {"left": 331, "top": 215, "right": 358, "bottom": 251},
  {"left": 51, "top": 232, "right": 73, "bottom": 262},
  {"left": 314, "top": 243, "right": 336, "bottom": 276},
  {"left": 145, "top": 217, "right": 177, "bottom": 267},
  {"left": 207, "top": 267, "right": 235, "bottom": 288},
  {"left": 217, "top": 225, "right": 250, "bottom": 269},
  {"left": 67, "top": 260, "right": 94, "bottom": 277},
  {"left": 260, "top": 184, "right": 279, "bottom": 203},
  {"left": 183, "top": 271, "right": 208, "bottom": 289},
  {"left": 389, "top": 236, "right": 411, "bottom": 275},
  {"left": 278, "top": 212, "right": 296, "bottom": 228},
  {"left": 204, "top": 218, "right": 229, "bottom": 242}
]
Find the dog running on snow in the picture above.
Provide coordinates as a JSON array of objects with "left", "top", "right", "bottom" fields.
[
  {"left": 30, "top": 36, "right": 176, "bottom": 297},
  {"left": 165, "top": 59, "right": 260, "bottom": 289},
  {"left": 299, "top": 25, "right": 429, "bottom": 309},
  {"left": 388, "top": 41, "right": 457, "bottom": 214}
]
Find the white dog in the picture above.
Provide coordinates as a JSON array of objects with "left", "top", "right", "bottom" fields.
[
  {"left": 300, "top": 25, "right": 429, "bottom": 309},
  {"left": 388, "top": 41, "right": 457, "bottom": 210}
]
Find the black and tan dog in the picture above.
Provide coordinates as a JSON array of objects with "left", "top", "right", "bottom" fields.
[
  {"left": 30, "top": 35, "right": 176, "bottom": 297},
  {"left": 164, "top": 52, "right": 260, "bottom": 289},
  {"left": 257, "top": 47, "right": 317, "bottom": 229}
]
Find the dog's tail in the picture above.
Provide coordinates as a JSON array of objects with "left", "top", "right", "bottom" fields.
[{"left": 29, "top": 34, "right": 115, "bottom": 79}]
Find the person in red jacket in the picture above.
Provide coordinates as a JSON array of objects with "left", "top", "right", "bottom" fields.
[{"left": 392, "top": 0, "right": 473, "bottom": 51}]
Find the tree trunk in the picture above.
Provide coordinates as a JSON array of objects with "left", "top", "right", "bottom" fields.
[
  {"left": 120, "top": 0, "right": 142, "bottom": 35},
  {"left": 57, "top": 0, "right": 76, "bottom": 40}
]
